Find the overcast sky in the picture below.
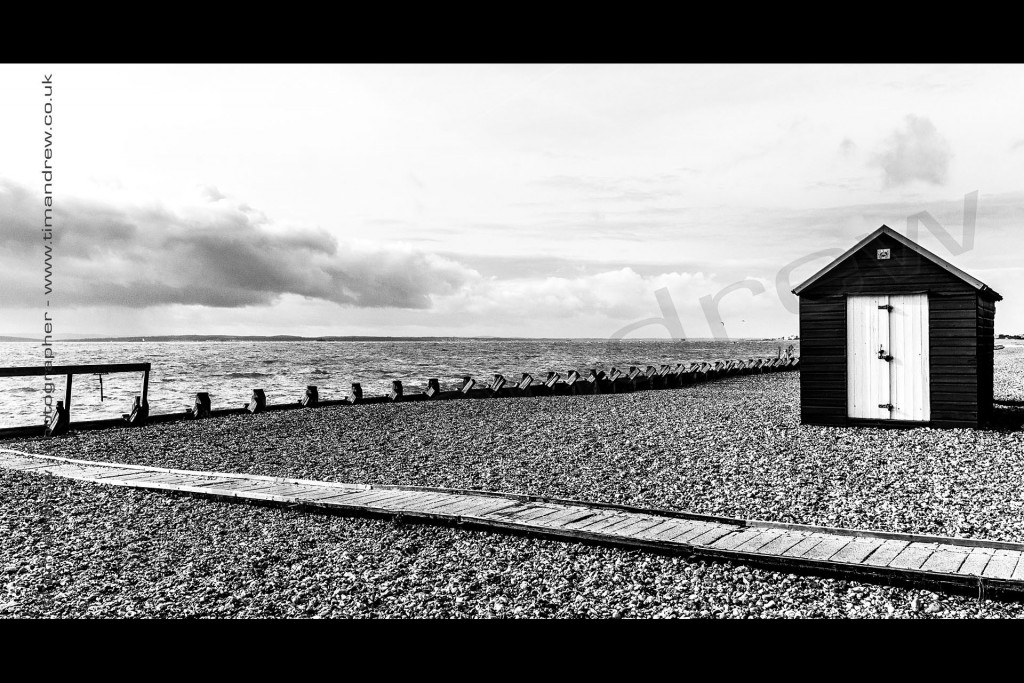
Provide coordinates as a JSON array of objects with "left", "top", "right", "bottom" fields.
[{"left": 2, "top": 64, "right": 1022, "bottom": 338}]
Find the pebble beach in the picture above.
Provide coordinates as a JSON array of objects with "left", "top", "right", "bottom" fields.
[{"left": 3, "top": 348, "right": 1023, "bottom": 618}]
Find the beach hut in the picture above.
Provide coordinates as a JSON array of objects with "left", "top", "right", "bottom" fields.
[{"left": 792, "top": 225, "right": 1001, "bottom": 428}]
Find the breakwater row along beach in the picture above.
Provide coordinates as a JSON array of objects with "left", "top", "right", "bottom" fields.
[{"left": 0, "top": 338, "right": 799, "bottom": 427}]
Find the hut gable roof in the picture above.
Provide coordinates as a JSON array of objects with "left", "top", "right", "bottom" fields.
[{"left": 792, "top": 225, "right": 1002, "bottom": 301}]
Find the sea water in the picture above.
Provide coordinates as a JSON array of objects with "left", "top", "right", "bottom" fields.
[{"left": 0, "top": 338, "right": 799, "bottom": 428}]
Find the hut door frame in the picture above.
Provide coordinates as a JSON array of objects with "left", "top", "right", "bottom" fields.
[{"left": 846, "top": 294, "right": 930, "bottom": 422}]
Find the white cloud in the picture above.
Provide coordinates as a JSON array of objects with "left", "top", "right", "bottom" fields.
[{"left": 873, "top": 115, "right": 953, "bottom": 187}]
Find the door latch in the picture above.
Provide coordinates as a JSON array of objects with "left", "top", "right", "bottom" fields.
[
  {"left": 877, "top": 346, "right": 893, "bottom": 362},
  {"left": 878, "top": 304, "right": 893, "bottom": 311},
  {"left": 878, "top": 403, "right": 894, "bottom": 410}
]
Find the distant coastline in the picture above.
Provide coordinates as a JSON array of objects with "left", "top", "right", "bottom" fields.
[{"left": 0, "top": 334, "right": 796, "bottom": 343}]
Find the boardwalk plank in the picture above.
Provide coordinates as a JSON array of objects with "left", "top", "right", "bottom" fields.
[
  {"left": 408, "top": 495, "right": 471, "bottom": 513},
  {"left": 630, "top": 519, "right": 687, "bottom": 541},
  {"left": 982, "top": 551, "right": 1021, "bottom": 580},
  {"left": 647, "top": 519, "right": 703, "bottom": 541},
  {"left": 99, "top": 472, "right": 179, "bottom": 486},
  {"left": 781, "top": 535, "right": 823, "bottom": 558},
  {"left": 862, "top": 540, "right": 910, "bottom": 567},
  {"left": 91, "top": 467, "right": 160, "bottom": 480},
  {"left": 667, "top": 521, "right": 719, "bottom": 543},
  {"left": 561, "top": 512, "right": 617, "bottom": 530},
  {"left": 2, "top": 460, "right": 55, "bottom": 471},
  {"left": 189, "top": 479, "right": 275, "bottom": 492},
  {"left": 801, "top": 536, "right": 853, "bottom": 561},
  {"left": 388, "top": 496, "right": 462, "bottom": 514},
  {"left": 419, "top": 497, "right": 497, "bottom": 516},
  {"left": 527, "top": 506, "right": 595, "bottom": 527},
  {"left": 164, "top": 473, "right": 252, "bottom": 489},
  {"left": 1012, "top": 558, "right": 1024, "bottom": 581},
  {"left": 829, "top": 538, "right": 884, "bottom": 565},
  {"left": 253, "top": 484, "right": 342, "bottom": 498},
  {"left": 486, "top": 502, "right": 533, "bottom": 518},
  {"left": 754, "top": 532, "right": 807, "bottom": 556},
  {"left": 616, "top": 518, "right": 671, "bottom": 539},
  {"left": 580, "top": 515, "right": 638, "bottom": 535},
  {"left": 734, "top": 529, "right": 788, "bottom": 553},
  {"left": 343, "top": 490, "right": 427, "bottom": 507},
  {"left": 921, "top": 549, "right": 969, "bottom": 574},
  {"left": 292, "top": 488, "right": 366, "bottom": 502},
  {"left": 499, "top": 505, "right": 564, "bottom": 523},
  {"left": 680, "top": 524, "right": 735, "bottom": 545},
  {"left": 458, "top": 500, "right": 527, "bottom": 518},
  {"left": 347, "top": 490, "right": 422, "bottom": 509},
  {"left": 888, "top": 544, "right": 935, "bottom": 570},
  {"left": 707, "top": 528, "right": 761, "bottom": 550},
  {"left": 957, "top": 549, "right": 994, "bottom": 576},
  {"left": 61, "top": 465, "right": 134, "bottom": 479},
  {"left": 95, "top": 470, "right": 169, "bottom": 482}
]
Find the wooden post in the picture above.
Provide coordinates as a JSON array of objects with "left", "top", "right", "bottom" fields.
[
  {"left": 633, "top": 366, "right": 649, "bottom": 390},
  {"left": 64, "top": 374, "right": 73, "bottom": 423},
  {"left": 566, "top": 370, "right": 582, "bottom": 394},
  {"left": 608, "top": 367, "right": 627, "bottom": 393},
  {"left": 301, "top": 385, "right": 319, "bottom": 407},
  {"left": 426, "top": 378, "right": 441, "bottom": 399},
  {"left": 545, "top": 372, "right": 567, "bottom": 395},
  {"left": 247, "top": 389, "right": 266, "bottom": 413},
  {"left": 124, "top": 396, "right": 149, "bottom": 426},
  {"left": 517, "top": 373, "right": 534, "bottom": 397},
  {"left": 535, "top": 371, "right": 559, "bottom": 396},
  {"left": 45, "top": 399, "right": 69, "bottom": 437},
  {"left": 389, "top": 380, "right": 403, "bottom": 402},
  {"left": 491, "top": 374, "right": 507, "bottom": 397},
  {"left": 192, "top": 392, "right": 211, "bottom": 418},
  {"left": 349, "top": 383, "right": 363, "bottom": 404},
  {"left": 660, "top": 364, "right": 677, "bottom": 388},
  {"left": 459, "top": 376, "right": 488, "bottom": 399},
  {"left": 140, "top": 369, "right": 150, "bottom": 410},
  {"left": 694, "top": 363, "right": 709, "bottom": 382}
]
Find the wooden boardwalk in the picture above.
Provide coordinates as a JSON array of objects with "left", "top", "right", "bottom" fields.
[{"left": 4, "top": 447, "right": 1024, "bottom": 600}]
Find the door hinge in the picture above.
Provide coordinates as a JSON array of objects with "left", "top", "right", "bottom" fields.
[
  {"left": 878, "top": 403, "right": 894, "bottom": 410},
  {"left": 878, "top": 304, "right": 893, "bottom": 311}
]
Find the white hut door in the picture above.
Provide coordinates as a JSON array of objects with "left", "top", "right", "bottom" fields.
[
  {"left": 847, "top": 294, "right": 929, "bottom": 421},
  {"left": 888, "top": 294, "right": 930, "bottom": 421}
]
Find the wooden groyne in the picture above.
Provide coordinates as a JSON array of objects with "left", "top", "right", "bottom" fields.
[{"left": 0, "top": 356, "right": 799, "bottom": 439}]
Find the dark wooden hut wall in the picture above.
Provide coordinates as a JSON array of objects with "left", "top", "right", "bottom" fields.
[
  {"left": 978, "top": 296, "right": 996, "bottom": 423},
  {"left": 798, "top": 232, "right": 994, "bottom": 429},
  {"left": 798, "top": 297, "right": 846, "bottom": 425},
  {"left": 929, "top": 293, "right": 978, "bottom": 428}
]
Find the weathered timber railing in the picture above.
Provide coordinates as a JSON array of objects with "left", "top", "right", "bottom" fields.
[
  {"left": 0, "top": 363, "right": 151, "bottom": 437},
  {"left": 0, "top": 356, "right": 798, "bottom": 439}
]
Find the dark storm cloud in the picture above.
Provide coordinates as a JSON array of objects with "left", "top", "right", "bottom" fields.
[
  {"left": 0, "top": 180, "right": 472, "bottom": 310},
  {"left": 872, "top": 115, "right": 952, "bottom": 187}
]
